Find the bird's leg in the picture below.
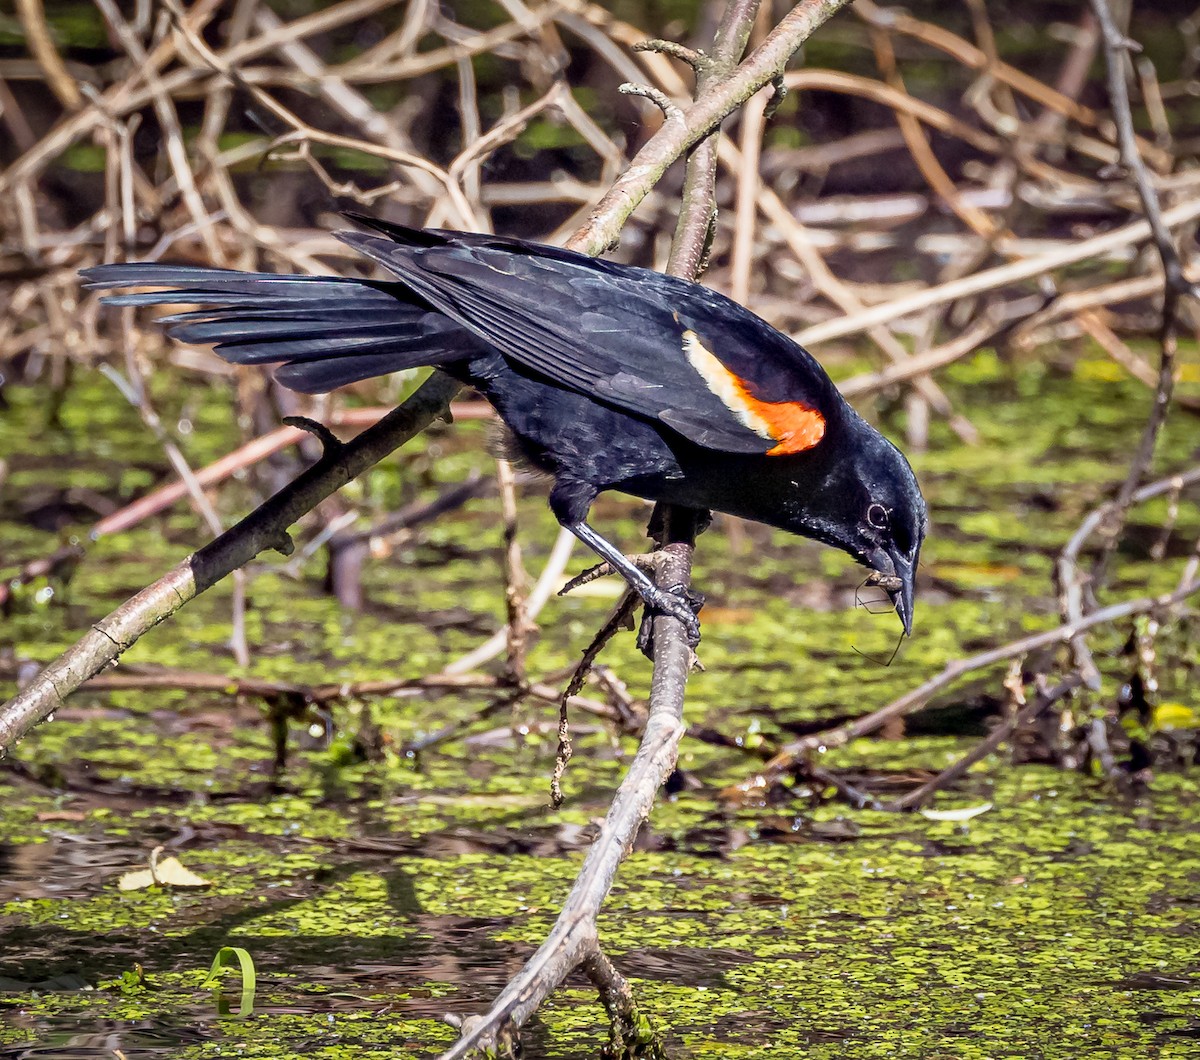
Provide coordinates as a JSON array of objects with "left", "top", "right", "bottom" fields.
[{"left": 565, "top": 522, "right": 703, "bottom": 647}]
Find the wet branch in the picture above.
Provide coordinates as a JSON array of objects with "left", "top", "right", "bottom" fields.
[
  {"left": 1058, "top": 466, "right": 1200, "bottom": 690},
  {"left": 884, "top": 675, "right": 1085, "bottom": 811},
  {"left": 758, "top": 575, "right": 1200, "bottom": 786}
]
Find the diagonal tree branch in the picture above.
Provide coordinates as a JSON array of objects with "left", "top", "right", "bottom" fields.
[
  {"left": 436, "top": 543, "right": 694, "bottom": 1060},
  {"left": 0, "top": 375, "right": 460, "bottom": 753},
  {"left": 568, "top": 0, "right": 854, "bottom": 256}
]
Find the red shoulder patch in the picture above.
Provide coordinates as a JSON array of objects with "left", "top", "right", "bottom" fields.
[
  {"left": 753, "top": 397, "right": 827, "bottom": 455},
  {"left": 682, "top": 331, "right": 825, "bottom": 455}
]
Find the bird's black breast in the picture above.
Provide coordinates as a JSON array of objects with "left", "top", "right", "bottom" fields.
[{"left": 455, "top": 352, "right": 687, "bottom": 519}]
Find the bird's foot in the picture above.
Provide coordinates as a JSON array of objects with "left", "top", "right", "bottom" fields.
[
  {"left": 636, "top": 583, "right": 705, "bottom": 657},
  {"left": 555, "top": 529, "right": 703, "bottom": 655}
]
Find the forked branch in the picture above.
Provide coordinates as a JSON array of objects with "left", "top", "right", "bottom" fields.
[{"left": 436, "top": 2, "right": 855, "bottom": 1054}]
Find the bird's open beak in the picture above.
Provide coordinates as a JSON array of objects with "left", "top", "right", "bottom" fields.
[{"left": 866, "top": 548, "right": 916, "bottom": 636}]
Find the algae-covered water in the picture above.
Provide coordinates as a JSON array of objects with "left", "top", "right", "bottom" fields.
[{"left": 2, "top": 349, "right": 1199, "bottom": 1058}]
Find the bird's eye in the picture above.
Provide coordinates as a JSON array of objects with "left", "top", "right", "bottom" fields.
[{"left": 867, "top": 503, "right": 890, "bottom": 530}]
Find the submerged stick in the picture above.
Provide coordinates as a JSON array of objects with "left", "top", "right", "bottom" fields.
[{"left": 759, "top": 577, "right": 1200, "bottom": 783}]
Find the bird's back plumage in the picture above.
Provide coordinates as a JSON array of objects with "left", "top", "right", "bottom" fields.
[{"left": 332, "top": 219, "right": 843, "bottom": 456}]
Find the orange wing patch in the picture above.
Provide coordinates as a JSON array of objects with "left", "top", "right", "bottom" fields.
[{"left": 682, "top": 330, "right": 825, "bottom": 455}]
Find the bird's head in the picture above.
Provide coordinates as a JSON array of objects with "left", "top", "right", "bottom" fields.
[{"left": 790, "top": 413, "right": 927, "bottom": 635}]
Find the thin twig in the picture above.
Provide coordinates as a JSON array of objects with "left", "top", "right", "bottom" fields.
[
  {"left": 666, "top": 0, "right": 763, "bottom": 279},
  {"left": 15, "top": 0, "right": 82, "bottom": 110},
  {"left": 1059, "top": 0, "right": 1198, "bottom": 684},
  {"left": 758, "top": 577, "right": 1200, "bottom": 784},
  {"left": 1057, "top": 466, "right": 1200, "bottom": 689},
  {"left": 496, "top": 459, "right": 532, "bottom": 688},
  {"left": 551, "top": 590, "right": 639, "bottom": 807},
  {"left": 884, "top": 676, "right": 1084, "bottom": 811}
]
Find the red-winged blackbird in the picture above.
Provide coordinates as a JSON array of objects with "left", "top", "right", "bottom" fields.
[{"left": 83, "top": 214, "right": 926, "bottom": 643}]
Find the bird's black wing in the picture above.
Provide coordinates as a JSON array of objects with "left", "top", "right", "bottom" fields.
[{"left": 338, "top": 219, "right": 840, "bottom": 456}]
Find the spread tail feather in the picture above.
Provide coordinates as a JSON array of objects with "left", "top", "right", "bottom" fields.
[{"left": 80, "top": 262, "right": 478, "bottom": 393}]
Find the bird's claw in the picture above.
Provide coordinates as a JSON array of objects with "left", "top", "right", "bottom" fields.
[{"left": 636, "top": 583, "right": 704, "bottom": 656}]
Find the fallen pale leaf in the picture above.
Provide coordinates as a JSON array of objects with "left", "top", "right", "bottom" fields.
[
  {"left": 919, "top": 802, "right": 993, "bottom": 822},
  {"left": 118, "top": 846, "right": 210, "bottom": 890}
]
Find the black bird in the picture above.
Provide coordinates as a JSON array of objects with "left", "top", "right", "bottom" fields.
[{"left": 82, "top": 215, "right": 927, "bottom": 643}]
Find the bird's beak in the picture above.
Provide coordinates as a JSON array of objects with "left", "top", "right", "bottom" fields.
[
  {"left": 889, "top": 551, "right": 915, "bottom": 636},
  {"left": 865, "top": 547, "right": 916, "bottom": 636}
]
